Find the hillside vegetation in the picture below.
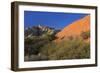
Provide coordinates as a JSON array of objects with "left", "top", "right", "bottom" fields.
[
  {"left": 40, "top": 31, "right": 90, "bottom": 60},
  {"left": 25, "top": 28, "right": 90, "bottom": 61}
]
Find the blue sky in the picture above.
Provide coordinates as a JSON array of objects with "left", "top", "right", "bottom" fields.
[{"left": 24, "top": 11, "right": 88, "bottom": 29}]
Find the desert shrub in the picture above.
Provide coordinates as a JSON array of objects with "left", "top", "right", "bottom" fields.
[
  {"left": 25, "top": 37, "right": 33, "bottom": 45},
  {"left": 40, "top": 37, "right": 90, "bottom": 60},
  {"left": 24, "top": 36, "right": 51, "bottom": 56},
  {"left": 81, "top": 31, "right": 90, "bottom": 39},
  {"left": 42, "top": 33, "right": 57, "bottom": 41}
]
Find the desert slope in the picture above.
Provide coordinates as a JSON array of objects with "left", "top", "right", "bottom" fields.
[{"left": 55, "top": 15, "right": 90, "bottom": 41}]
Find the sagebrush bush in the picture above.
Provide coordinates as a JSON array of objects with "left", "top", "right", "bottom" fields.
[{"left": 40, "top": 37, "right": 90, "bottom": 60}]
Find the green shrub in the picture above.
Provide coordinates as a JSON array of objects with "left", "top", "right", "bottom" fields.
[{"left": 24, "top": 36, "right": 51, "bottom": 56}]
